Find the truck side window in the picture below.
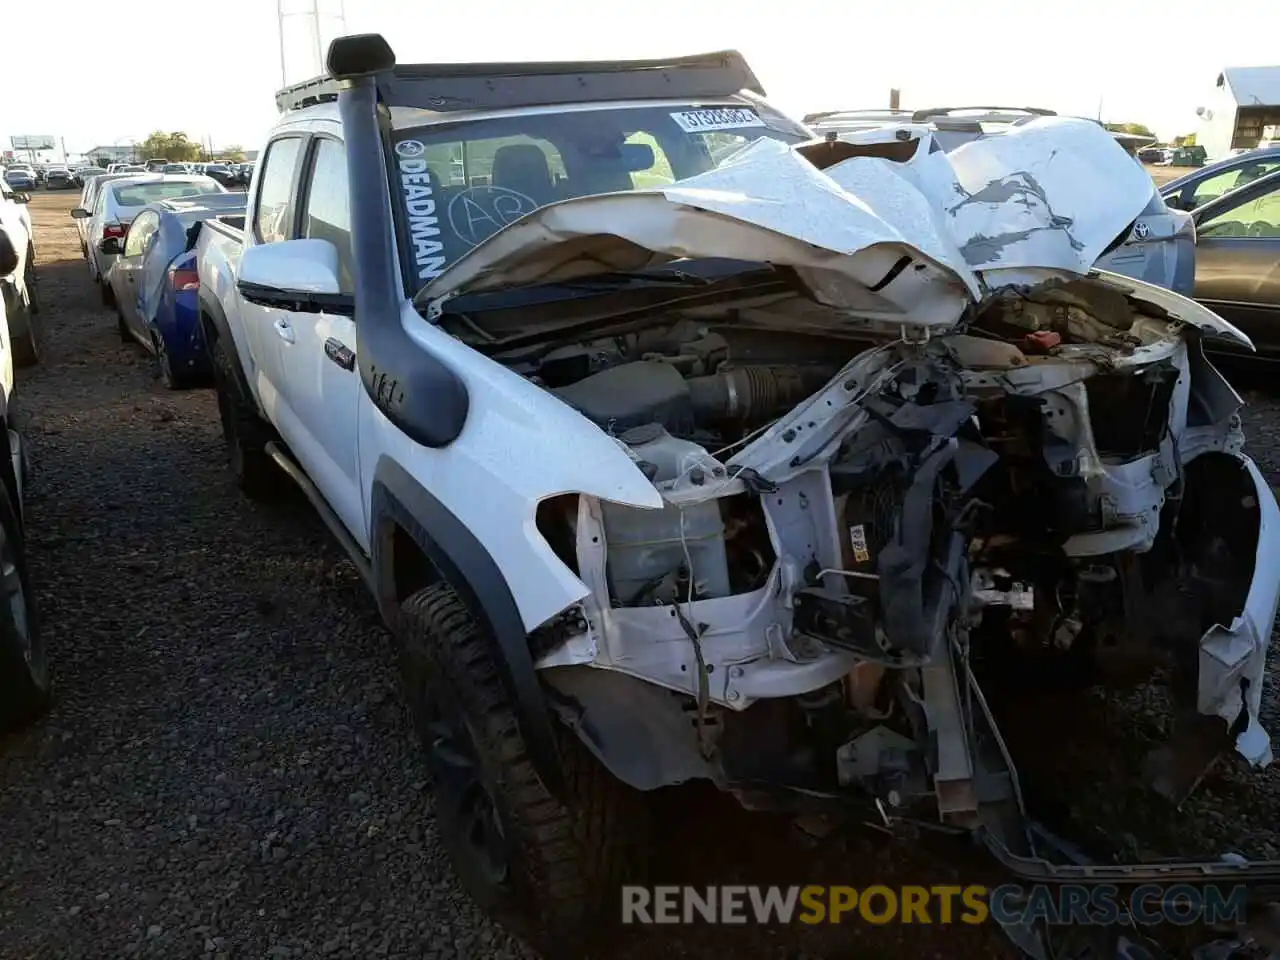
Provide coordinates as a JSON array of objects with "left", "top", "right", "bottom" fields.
[
  {"left": 301, "top": 139, "right": 353, "bottom": 293},
  {"left": 254, "top": 137, "right": 304, "bottom": 244}
]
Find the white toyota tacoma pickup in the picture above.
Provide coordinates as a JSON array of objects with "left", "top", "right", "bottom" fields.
[{"left": 196, "top": 33, "right": 1280, "bottom": 960}]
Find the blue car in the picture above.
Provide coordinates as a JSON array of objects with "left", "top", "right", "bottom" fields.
[
  {"left": 3, "top": 168, "right": 36, "bottom": 192},
  {"left": 104, "top": 194, "right": 246, "bottom": 388}
]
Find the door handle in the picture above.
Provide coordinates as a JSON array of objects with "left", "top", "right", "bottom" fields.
[
  {"left": 273, "top": 317, "right": 295, "bottom": 344},
  {"left": 324, "top": 337, "right": 355, "bottom": 371}
]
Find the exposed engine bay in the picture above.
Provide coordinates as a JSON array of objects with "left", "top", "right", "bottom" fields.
[{"left": 497, "top": 273, "right": 1272, "bottom": 855}]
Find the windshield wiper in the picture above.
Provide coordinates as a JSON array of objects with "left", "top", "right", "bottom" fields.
[
  {"left": 416, "top": 260, "right": 777, "bottom": 311},
  {"left": 551, "top": 267, "right": 715, "bottom": 289}
]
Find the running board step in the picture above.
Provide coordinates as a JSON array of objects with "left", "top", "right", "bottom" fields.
[
  {"left": 264, "top": 442, "right": 373, "bottom": 592},
  {"left": 8, "top": 429, "right": 23, "bottom": 512}
]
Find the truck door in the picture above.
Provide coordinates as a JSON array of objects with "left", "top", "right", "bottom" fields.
[
  {"left": 240, "top": 136, "right": 307, "bottom": 411},
  {"left": 272, "top": 135, "right": 366, "bottom": 550}
]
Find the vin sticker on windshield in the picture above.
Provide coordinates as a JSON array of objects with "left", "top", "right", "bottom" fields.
[{"left": 669, "top": 108, "right": 765, "bottom": 133}]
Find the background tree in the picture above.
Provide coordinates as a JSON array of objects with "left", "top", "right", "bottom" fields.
[
  {"left": 1104, "top": 121, "right": 1156, "bottom": 139},
  {"left": 1174, "top": 133, "right": 1198, "bottom": 147},
  {"left": 219, "top": 145, "right": 247, "bottom": 163},
  {"left": 137, "top": 131, "right": 202, "bottom": 162}
]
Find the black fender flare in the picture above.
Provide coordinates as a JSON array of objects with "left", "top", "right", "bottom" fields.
[
  {"left": 370, "top": 457, "right": 564, "bottom": 798},
  {"left": 197, "top": 289, "right": 252, "bottom": 401}
]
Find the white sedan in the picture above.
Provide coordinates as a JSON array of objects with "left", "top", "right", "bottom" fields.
[{"left": 72, "top": 175, "right": 225, "bottom": 304}]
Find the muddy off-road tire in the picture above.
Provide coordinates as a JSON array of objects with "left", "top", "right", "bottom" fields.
[
  {"left": 23, "top": 248, "right": 39, "bottom": 316},
  {"left": 398, "top": 583, "right": 650, "bottom": 957},
  {"left": 3, "top": 282, "right": 38, "bottom": 369},
  {"left": 0, "top": 470, "right": 46, "bottom": 730},
  {"left": 209, "top": 335, "right": 284, "bottom": 501}
]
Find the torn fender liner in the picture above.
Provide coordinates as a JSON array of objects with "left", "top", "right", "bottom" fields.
[
  {"left": 1200, "top": 456, "right": 1280, "bottom": 766},
  {"left": 417, "top": 117, "right": 1161, "bottom": 328}
]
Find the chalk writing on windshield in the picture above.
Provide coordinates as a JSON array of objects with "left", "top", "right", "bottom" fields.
[{"left": 446, "top": 186, "right": 539, "bottom": 248}]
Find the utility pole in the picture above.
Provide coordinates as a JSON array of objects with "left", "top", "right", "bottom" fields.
[
  {"left": 277, "top": 0, "right": 346, "bottom": 87},
  {"left": 277, "top": 0, "right": 288, "bottom": 88}
]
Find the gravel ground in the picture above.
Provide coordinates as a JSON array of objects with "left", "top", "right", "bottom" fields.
[{"left": 1, "top": 191, "right": 1277, "bottom": 960}]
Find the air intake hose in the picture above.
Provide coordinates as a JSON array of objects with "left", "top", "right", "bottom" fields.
[{"left": 687, "top": 365, "right": 825, "bottom": 423}]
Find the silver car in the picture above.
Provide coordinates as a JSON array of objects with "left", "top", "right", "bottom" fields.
[
  {"left": 71, "top": 175, "right": 226, "bottom": 304},
  {"left": 806, "top": 105, "right": 1197, "bottom": 294}
]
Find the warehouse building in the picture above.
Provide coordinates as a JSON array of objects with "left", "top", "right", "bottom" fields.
[{"left": 1197, "top": 66, "right": 1280, "bottom": 160}]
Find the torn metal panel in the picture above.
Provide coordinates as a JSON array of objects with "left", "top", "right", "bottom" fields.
[
  {"left": 1199, "top": 456, "right": 1280, "bottom": 766},
  {"left": 942, "top": 116, "right": 1157, "bottom": 280}
]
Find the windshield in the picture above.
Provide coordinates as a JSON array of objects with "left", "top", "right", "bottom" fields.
[
  {"left": 390, "top": 102, "right": 807, "bottom": 287},
  {"left": 111, "top": 180, "right": 223, "bottom": 206}
]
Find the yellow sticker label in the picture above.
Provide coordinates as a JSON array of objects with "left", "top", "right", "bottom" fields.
[{"left": 850, "top": 524, "right": 871, "bottom": 563}]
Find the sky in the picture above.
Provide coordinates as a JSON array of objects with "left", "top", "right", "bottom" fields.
[{"left": 2, "top": 0, "right": 1279, "bottom": 158}]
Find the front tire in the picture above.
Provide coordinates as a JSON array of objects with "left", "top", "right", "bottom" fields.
[
  {"left": 209, "top": 335, "right": 283, "bottom": 500},
  {"left": 23, "top": 247, "right": 39, "bottom": 316},
  {"left": 397, "top": 583, "right": 649, "bottom": 957},
  {"left": 100, "top": 278, "right": 115, "bottom": 309},
  {"left": 0, "top": 467, "right": 46, "bottom": 730}
]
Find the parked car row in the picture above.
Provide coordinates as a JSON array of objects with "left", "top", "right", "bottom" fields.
[
  {"left": 71, "top": 173, "right": 240, "bottom": 385},
  {"left": 2, "top": 163, "right": 117, "bottom": 190}
]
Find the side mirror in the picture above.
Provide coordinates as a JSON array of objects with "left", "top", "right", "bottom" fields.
[
  {"left": 0, "top": 228, "right": 18, "bottom": 276},
  {"left": 1163, "top": 194, "right": 1181, "bottom": 211},
  {"left": 237, "top": 238, "right": 341, "bottom": 304},
  {"left": 70, "top": 207, "right": 91, "bottom": 219},
  {"left": 99, "top": 237, "right": 121, "bottom": 256}
]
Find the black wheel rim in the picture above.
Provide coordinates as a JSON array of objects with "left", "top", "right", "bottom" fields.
[
  {"left": 427, "top": 708, "right": 509, "bottom": 886},
  {"left": 405, "top": 652, "right": 509, "bottom": 886}
]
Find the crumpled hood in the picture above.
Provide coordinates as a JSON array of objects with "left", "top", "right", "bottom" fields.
[{"left": 417, "top": 117, "right": 1177, "bottom": 332}]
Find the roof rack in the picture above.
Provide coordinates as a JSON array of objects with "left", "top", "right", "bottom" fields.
[
  {"left": 277, "top": 47, "right": 765, "bottom": 116},
  {"left": 910, "top": 105, "right": 1057, "bottom": 124},
  {"left": 803, "top": 108, "right": 915, "bottom": 124},
  {"left": 276, "top": 75, "right": 342, "bottom": 113}
]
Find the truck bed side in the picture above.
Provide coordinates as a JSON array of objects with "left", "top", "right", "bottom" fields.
[{"left": 194, "top": 218, "right": 263, "bottom": 410}]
